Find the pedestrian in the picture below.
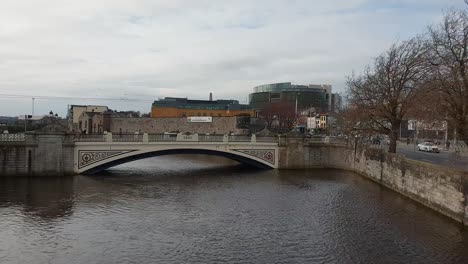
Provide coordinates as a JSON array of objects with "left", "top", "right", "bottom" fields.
[
  {"left": 446, "top": 141, "right": 450, "bottom": 150},
  {"left": 406, "top": 138, "right": 410, "bottom": 145}
]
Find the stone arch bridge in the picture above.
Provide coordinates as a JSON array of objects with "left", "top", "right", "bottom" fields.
[
  {"left": 0, "top": 132, "right": 346, "bottom": 176},
  {"left": 75, "top": 133, "right": 278, "bottom": 174}
]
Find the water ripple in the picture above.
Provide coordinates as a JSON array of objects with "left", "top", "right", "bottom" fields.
[{"left": 0, "top": 157, "right": 467, "bottom": 264}]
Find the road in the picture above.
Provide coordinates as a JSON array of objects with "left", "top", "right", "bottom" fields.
[
  {"left": 368, "top": 143, "right": 468, "bottom": 171},
  {"left": 397, "top": 146, "right": 468, "bottom": 171}
]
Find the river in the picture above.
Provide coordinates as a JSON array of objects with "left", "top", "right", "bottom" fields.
[{"left": 1, "top": 155, "right": 467, "bottom": 264}]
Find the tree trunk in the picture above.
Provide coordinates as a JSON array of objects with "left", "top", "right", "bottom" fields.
[
  {"left": 388, "top": 122, "right": 400, "bottom": 153},
  {"left": 456, "top": 121, "right": 468, "bottom": 146}
]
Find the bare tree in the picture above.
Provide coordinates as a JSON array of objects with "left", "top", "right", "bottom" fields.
[
  {"left": 347, "top": 37, "right": 428, "bottom": 153},
  {"left": 426, "top": 7, "right": 468, "bottom": 145},
  {"left": 407, "top": 81, "right": 445, "bottom": 122},
  {"left": 259, "top": 104, "right": 276, "bottom": 130},
  {"left": 259, "top": 102, "right": 296, "bottom": 133}
]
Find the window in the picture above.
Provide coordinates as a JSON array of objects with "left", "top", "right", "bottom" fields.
[
  {"left": 270, "top": 93, "right": 281, "bottom": 100},
  {"left": 182, "top": 112, "right": 186, "bottom": 117},
  {"left": 203, "top": 113, "right": 207, "bottom": 116},
  {"left": 197, "top": 112, "right": 201, "bottom": 116}
]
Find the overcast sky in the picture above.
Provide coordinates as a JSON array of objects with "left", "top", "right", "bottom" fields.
[{"left": 0, "top": 0, "right": 465, "bottom": 117}]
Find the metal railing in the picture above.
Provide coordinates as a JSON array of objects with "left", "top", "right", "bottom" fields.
[
  {"left": 113, "top": 133, "right": 143, "bottom": 142},
  {"left": 0, "top": 133, "right": 25, "bottom": 142},
  {"left": 256, "top": 136, "right": 279, "bottom": 142},
  {"left": 73, "top": 134, "right": 105, "bottom": 142},
  {"left": 228, "top": 135, "right": 252, "bottom": 142},
  {"left": 148, "top": 134, "right": 177, "bottom": 142},
  {"left": 198, "top": 134, "right": 224, "bottom": 142}
]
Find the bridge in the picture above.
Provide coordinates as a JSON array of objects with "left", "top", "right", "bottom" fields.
[
  {"left": 74, "top": 133, "right": 279, "bottom": 174},
  {"left": 0, "top": 131, "right": 348, "bottom": 176},
  {"left": 1, "top": 132, "right": 288, "bottom": 175}
]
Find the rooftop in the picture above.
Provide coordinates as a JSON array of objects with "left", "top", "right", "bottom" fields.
[{"left": 252, "top": 82, "right": 332, "bottom": 93}]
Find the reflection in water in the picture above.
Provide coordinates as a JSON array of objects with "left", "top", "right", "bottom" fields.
[
  {"left": 0, "top": 155, "right": 467, "bottom": 264},
  {"left": 0, "top": 177, "right": 75, "bottom": 219}
]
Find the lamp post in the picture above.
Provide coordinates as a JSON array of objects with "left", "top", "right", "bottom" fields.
[
  {"left": 444, "top": 120, "right": 448, "bottom": 148},
  {"left": 295, "top": 93, "right": 301, "bottom": 117},
  {"left": 399, "top": 122, "right": 402, "bottom": 141}
]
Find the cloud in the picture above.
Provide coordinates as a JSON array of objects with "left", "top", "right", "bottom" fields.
[{"left": 0, "top": 0, "right": 465, "bottom": 115}]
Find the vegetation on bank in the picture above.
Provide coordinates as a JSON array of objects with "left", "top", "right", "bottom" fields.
[{"left": 345, "top": 4, "right": 468, "bottom": 153}]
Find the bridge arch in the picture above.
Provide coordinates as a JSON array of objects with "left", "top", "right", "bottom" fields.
[{"left": 75, "top": 144, "right": 278, "bottom": 174}]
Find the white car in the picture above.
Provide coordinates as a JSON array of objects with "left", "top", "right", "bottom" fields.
[{"left": 417, "top": 142, "right": 440, "bottom": 153}]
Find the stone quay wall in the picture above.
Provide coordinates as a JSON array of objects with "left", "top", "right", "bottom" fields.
[
  {"left": 0, "top": 134, "right": 74, "bottom": 177},
  {"left": 110, "top": 117, "right": 239, "bottom": 135},
  {"left": 350, "top": 147, "right": 467, "bottom": 225},
  {"left": 279, "top": 138, "right": 468, "bottom": 225},
  {"left": 1, "top": 143, "right": 29, "bottom": 176}
]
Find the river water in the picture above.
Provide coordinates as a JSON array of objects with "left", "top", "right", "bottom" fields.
[{"left": 1, "top": 155, "right": 467, "bottom": 264}]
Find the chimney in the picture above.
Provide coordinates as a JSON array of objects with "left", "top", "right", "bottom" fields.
[{"left": 209, "top": 92, "right": 213, "bottom": 101}]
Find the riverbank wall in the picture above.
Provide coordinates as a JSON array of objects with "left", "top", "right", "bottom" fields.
[
  {"left": 0, "top": 143, "right": 29, "bottom": 176},
  {"left": 279, "top": 138, "right": 468, "bottom": 225},
  {"left": 0, "top": 133, "right": 74, "bottom": 177}
]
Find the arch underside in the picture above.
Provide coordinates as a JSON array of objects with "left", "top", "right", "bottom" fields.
[{"left": 80, "top": 148, "right": 274, "bottom": 174}]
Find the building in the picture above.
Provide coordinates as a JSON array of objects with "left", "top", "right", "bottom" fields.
[
  {"left": 151, "top": 97, "right": 254, "bottom": 118},
  {"left": 68, "top": 105, "right": 108, "bottom": 132},
  {"left": 77, "top": 110, "right": 112, "bottom": 134},
  {"left": 319, "top": 114, "right": 327, "bottom": 129},
  {"left": 306, "top": 113, "right": 328, "bottom": 130},
  {"left": 406, "top": 119, "right": 447, "bottom": 140},
  {"left": 74, "top": 111, "right": 248, "bottom": 135},
  {"left": 307, "top": 116, "right": 319, "bottom": 130},
  {"left": 249, "top": 82, "right": 333, "bottom": 113},
  {"left": 76, "top": 109, "right": 145, "bottom": 134},
  {"left": 331, "top": 93, "right": 342, "bottom": 113}
]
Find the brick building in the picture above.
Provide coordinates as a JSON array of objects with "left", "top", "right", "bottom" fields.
[{"left": 151, "top": 97, "right": 254, "bottom": 118}]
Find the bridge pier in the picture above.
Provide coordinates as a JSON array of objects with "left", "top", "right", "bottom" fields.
[
  {"left": 29, "top": 133, "right": 75, "bottom": 176},
  {"left": 0, "top": 133, "right": 74, "bottom": 177}
]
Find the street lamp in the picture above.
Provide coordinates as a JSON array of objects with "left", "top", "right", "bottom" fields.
[
  {"left": 24, "top": 115, "right": 32, "bottom": 133},
  {"left": 295, "top": 92, "right": 301, "bottom": 116}
]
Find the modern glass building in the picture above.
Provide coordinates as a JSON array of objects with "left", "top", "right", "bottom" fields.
[{"left": 249, "top": 82, "right": 332, "bottom": 112}]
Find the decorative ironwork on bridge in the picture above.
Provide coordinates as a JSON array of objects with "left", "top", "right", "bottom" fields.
[
  {"left": 233, "top": 149, "right": 276, "bottom": 165},
  {"left": 78, "top": 150, "right": 136, "bottom": 169}
]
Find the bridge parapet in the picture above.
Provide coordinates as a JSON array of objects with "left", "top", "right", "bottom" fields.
[
  {"left": 0, "top": 133, "right": 25, "bottom": 142},
  {"left": 73, "top": 133, "right": 279, "bottom": 144}
]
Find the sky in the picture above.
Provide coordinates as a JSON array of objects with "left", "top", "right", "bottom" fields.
[{"left": 0, "top": 0, "right": 465, "bottom": 117}]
